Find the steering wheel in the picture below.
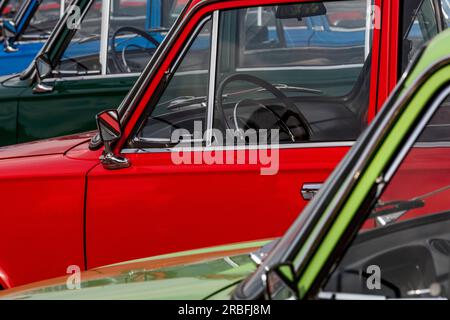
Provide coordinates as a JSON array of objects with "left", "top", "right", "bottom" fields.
[
  {"left": 216, "top": 73, "right": 313, "bottom": 142},
  {"left": 111, "top": 26, "right": 161, "bottom": 73}
]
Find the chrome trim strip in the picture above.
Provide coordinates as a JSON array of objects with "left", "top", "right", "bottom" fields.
[
  {"left": 415, "top": 141, "right": 450, "bottom": 148},
  {"left": 99, "top": 0, "right": 111, "bottom": 75},
  {"left": 235, "top": 64, "right": 364, "bottom": 72},
  {"left": 205, "top": 10, "right": 219, "bottom": 146},
  {"left": 121, "top": 141, "right": 355, "bottom": 154},
  {"left": 42, "top": 72, "right": 140, "bottom": 83},
  {"left": 60, "top": 0, "right": 65, "bottom": 17}
]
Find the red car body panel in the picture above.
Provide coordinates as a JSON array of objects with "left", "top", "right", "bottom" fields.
[
  {"left": 361, "top": 147, "right": 450, "bottom": 230},
  {"left": 0, "top": 153, "right": 98, "bottom": 287},
  {"left": 0, "top": 0, "right": 407, "bottom": 288},
  {"left": 86, "top": 147, "right": 350, "bottom": 268},
  {"left": 0, "top": 133, "right": 94, "bottom": 160}
]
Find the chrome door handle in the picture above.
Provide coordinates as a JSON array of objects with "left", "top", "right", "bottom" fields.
[{"left": 301, "top": 183, "right": 323, "bottom": 201}]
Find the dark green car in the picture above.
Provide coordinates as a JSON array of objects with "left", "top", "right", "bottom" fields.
[
  {"left": 0, "top": 0, "right": 185, "bottom": 147},
  {"left": 3, "top": 29, "right": 450, "bottom": 300}
]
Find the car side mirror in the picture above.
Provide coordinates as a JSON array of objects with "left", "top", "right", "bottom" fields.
[
  {"left": 96, "top": 109, "right": 131, "bottom": 170},
  {"left": 33, "top": 54, "right": 54, "bottom": 93},
  {"left": 275, "top": 3, "right": 327, "bottom": 20},
  {"left": 264, "top": 263, "right": 299, "bottom": 300}
]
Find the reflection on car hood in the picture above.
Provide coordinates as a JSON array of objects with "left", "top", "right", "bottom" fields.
[
  {"left": 0, "top": 132, "right": 95, "bottom": 160},
  {"left": 0, "top": 240, "right": 270, "bottom": 300}
]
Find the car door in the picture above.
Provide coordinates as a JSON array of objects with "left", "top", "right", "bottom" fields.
[{"left": 85, "top": 0, "right": 386, "bottom": 268}]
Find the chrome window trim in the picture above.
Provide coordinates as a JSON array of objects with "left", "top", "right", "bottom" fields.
[
  {"left": 205, "top": 10, "right": 219, "bottom": 146},
  {"left": 169, "top": 15, "right": 212, "bottom": 75},
  {"left": 235, "top": 64, "right": 365, "bottom": 72},
  {"left": 121, "top": 141, "right": 355, "bottom": 154},
  {"left": 99, "top": 0, "right": 111, "bottom": 75},
  {"left": 42, "top": 72, "right": 140, "bottom": 83}
]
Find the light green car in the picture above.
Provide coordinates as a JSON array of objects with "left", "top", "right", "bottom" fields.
[{"left": 3, "top": 29, "right": 450, "bottom": 300}]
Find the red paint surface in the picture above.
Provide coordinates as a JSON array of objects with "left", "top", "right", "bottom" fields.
[{"left": 0, "top": 0, "right": 405, "bottom": 288}]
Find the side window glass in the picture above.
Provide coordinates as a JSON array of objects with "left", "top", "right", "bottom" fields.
[
  {"left": 106, "top": 0, "right": 187, "bottom": 74},
  {"left": 322, "top": 92, "right": 450, "bottom": 299},
  {"left": 53, "top": 0, "right": 102, "bottom": 77},
  {"left": 107, "top": 0, "right": 149, "bottom": 74},
  {"left": 214, "top": 1, "right": 373, "bottom": 146},
  {"left": 401, "top": 0, "right": 439, "bottom": 73},
  {"left": 242, "top": 7, "right": 289, "bottom": 51},
  {"left": 135, "top": 18, "right": 212, "bottom": 145},
  {"left": 442, "top": 0, "right": 450, "bottom": 27},
  {"left": 23, "top": 0, "right": 62, "bottom": 38}
]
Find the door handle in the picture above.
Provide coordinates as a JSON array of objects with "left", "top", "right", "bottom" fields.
[{"left": 301, "top": 183, "right": 323, "bottom": 201}]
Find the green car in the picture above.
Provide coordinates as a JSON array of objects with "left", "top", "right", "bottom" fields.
[
  {"left": 0, "top": 0, "right": 184, "bottom": 147},
  {"left": 3, "top": 29, "right": 450, "bottom": 300}
]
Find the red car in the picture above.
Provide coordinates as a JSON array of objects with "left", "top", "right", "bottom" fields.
[{"left": 0, "top": 0, "right": 447, "bottom": 289}]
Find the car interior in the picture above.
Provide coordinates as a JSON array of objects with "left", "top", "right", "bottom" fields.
[
  {"left": 324, "top": 211, "right": 450, "bottom": 299},
  {"left": 136, "top": 2, "right": 372, "bottom": 147}
]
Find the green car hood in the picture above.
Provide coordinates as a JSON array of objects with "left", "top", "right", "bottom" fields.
[{"left": 0, "top": 240, "right": 271, "bottom": 300}]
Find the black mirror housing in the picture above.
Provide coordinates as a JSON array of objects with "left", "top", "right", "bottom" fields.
[{"left": 96, "top": 109, "right": 122, "bottom": 144}]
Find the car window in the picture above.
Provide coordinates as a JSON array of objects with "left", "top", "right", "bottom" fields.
[
  {"left": 106, "top": 0, "right": 186, "bottom": 74},
  {"left": 322, "top": 92, "right": 450, "bottom": 299},
  {"left": 135, "top": 18, "right": 212, "bottom": 144},
  {"left": 23, "top": 0, "right": 62, "bottom": 38},
  {"left": 401, "top": 0, "right": 440, "bottom": 74},
  {"left": 136, "top": 0, "right": 374, "bottom": 148},
  {"left": 53, "top": 0, "right": 187, "bottom": 77},
  {"left": 442, "top": 0, "right": 450, "bottom": 27},
  {"left": 53, "top": 0, "right": 103, "bottom": 77},
  {"left": 106, "top": 0, "right": 150, "bottom": 74},
  {"left": 162, "top": 0, "right": 187, "bottom": 28},
  {"left": 214, "top": 0, "right": 373, "bottom": 146}
]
